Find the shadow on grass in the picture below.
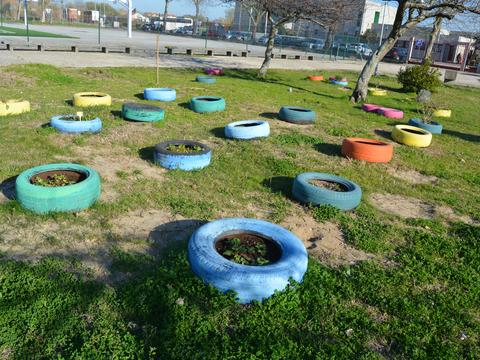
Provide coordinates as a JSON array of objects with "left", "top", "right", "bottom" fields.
[
  {"left": 443, "top": 129, "right": 480, "bottom": 143},
  {"left": 64, "top": 99, "right": 73, "bottom": 106},
  {"left": 210, "top": 127, "right": 226, "bottom": 139},
  {"left": 259, "top": 112, "right": 279, "bottom": 120},
  {"left": 138, "top": 146, "right": 155, "bottom": 163},
  {"left": 134, "top": 93, "right": 144, "bottom": 100},
  {"left": 110, "top": 110, "right": 123, "bottom": 119},
  {"left": 178, "top": 102, "right": 191, "bottom": 110},
  {"left": 374, "top": 129, "right": 392, "bottom": 140},
  {"left": 262, "top": 176, "right": 294, "bottom": 198},
  {"left": 314, "top": 143, "right": 342, "bottom": 157},
  {"left": 0, "top": 176, "right": 16, "bottom": 200}
]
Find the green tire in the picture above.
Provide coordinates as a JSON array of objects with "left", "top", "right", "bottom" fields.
[
  {"left": 122, "top": 102, "right": 165, "bottom": 122},
  {"left": 15, "top": 163, "right": 101, "bottom": 214}
]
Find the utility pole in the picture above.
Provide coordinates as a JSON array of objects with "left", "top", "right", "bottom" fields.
[
  {"left": 374, "top": 1, "right": 388, "bottom": 76},
  {"left": 1, "top": 0, "right": 3, "bottom": 27},
  {"left": 24, "top": 0, "right": 29, "bottom": 43}
]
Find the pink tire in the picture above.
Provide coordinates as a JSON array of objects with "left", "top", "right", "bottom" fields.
[
  {"left": 204, "top": 68, "right": 223, "bottom": 76},
  {"left": 362, "top": 104, "right": 382, "bottom": 112},
  {"left": 378, "top": 108, "right": 404, "bottom": 119}
]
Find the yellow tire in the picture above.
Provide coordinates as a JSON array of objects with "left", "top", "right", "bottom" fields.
[
  {"left": 73, "top": 92, "right": 112, "bottom": 107},
  {"left": 0, "top": 100, "right": 31, "bottom": 116},
  {"left": 433, "top": 109, "right": 451, "bottom": 118},
  {"left": 391, "top": 125, "right": 432, "bottom": 148},
  {"left": 368, "top": 88, "right": 387, "bottom": 96}
]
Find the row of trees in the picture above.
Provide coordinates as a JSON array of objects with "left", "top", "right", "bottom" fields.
[{"left": 225, "top": 0, "right": 480, "bottom": 102}]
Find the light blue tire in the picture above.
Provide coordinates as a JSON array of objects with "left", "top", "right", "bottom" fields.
[
  {"left": 196, "top": 76, "right": 216, "bottom": 84},
  {"left": 408, "top": 118, "right": 443, "bottom": 135},
  {"left": 144, "top": 88, "right": 176, "bottom": 102},
  {"left": 330, "top": 80, "right": 349, "bottom": 86},
  {"left": 50, "top": 115, "right": 102, "bottom": 134},
  {"left": 188, "top": 218, "right": 308, "bottom": 304},
  {"left": 224, "top": 120, "right": 270, "bottom": 140},
  {"left": 154, "top": 140, "right": 211, "bottom": 171},
  {"left": 292, "top": 172, "right": 362, "bottom": 210},
  {"left": 190, "top": 96, "right": 225, "bottom": 113},
  {"left": 15, "top": 163, "right": 101, "bottom": 214},
  {"left": 279, "top": 106, "right": 316, "bottom": 124}
]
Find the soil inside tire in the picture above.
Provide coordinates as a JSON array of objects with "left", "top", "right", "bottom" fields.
[
  {"left": 30, "top": 170, "right": 86, "bottom": 186},
  {"left": 290, "top": 108, "right": 311, "bottom": 112},
  {"left": 309, "top": 179, "right": 348, "bottom": 192},
  {"left": 197, "top": 97, "right": 220, "bottom": 102},
  {"left": 403, "top": 129, "right": 427, "bottom": 135},
  {"left": 81, "top": 94, "right": 105, "bottom": 98},
  {"left": 215, "top": 232, "right": 282, "bottom": 266},
  {"left": 234, "top": 122, "right": 262, "bottom": 127},
  {"left": 354, "top": 140, "right": 386, "bottom": 146}
]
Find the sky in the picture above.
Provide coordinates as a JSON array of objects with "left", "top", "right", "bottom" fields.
[{"left": 130, "top": 0, "right": 232, "bottom": 19}]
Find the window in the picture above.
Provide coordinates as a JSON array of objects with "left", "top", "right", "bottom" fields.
[{"left": 373, "top": 11, "right": 380, "bottom": 25}]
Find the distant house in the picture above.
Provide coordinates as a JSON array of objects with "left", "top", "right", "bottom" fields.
[
  {"left": 66, "top": 8, "right": 79, "bottom": 22},
  {"left": 83, "top": 10, "right": 100, "bottom": 23}
]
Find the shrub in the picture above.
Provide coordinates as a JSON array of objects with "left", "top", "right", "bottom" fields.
[{"left": 397, "top": 60, "right": 442, "bottom": 93}]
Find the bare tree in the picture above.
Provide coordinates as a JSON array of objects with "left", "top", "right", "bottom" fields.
[
  {"left": 162, "top": 0, "right": 173, "bottom": 32},
  {"left": 424, "top": 16, "right": 442, "bottom": 61},
  {"left": 320, "top": 0, "right": 361, "bottom": 49},
  {"left": 350, "top": 0, "right": 480, "bottom": 103},
  {"left": 192, "top": 0, "right": 207, "bottom": 35},
  {"left": 239, "top": 0, "right": 266, "bottom": 42}
]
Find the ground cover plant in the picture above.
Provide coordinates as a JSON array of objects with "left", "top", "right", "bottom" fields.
[{"left": 0, "top": 64, "right": 479, "bottom": 358}]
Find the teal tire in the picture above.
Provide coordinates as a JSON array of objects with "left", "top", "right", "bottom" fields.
[
  {"left": 122, "top": 102, "right": 165, "bottom": 122},
  {"left": 279, "top": 106, "right": 316, "bottom": 124},
  {"left": 196, "top": 76, "right": 216, "bottom": 84},
  {"left": 15, "top": 163, "right": 101, "bottom": 214},
  {"left": 190, "top": 96, "right": 226, "bottom": 113}
]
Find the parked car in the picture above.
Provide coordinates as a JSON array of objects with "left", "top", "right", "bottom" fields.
[
  {"left": 257, "top": 35, "right": 282, "bottom": 44},
  {"left": 384, "top": 47, "right": 408, "bottom": 62},
  {"left": 301, "top": 39, "right": 325, "bottom": 50}
]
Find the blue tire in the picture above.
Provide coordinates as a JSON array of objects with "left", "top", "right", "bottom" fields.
[
  {"left": 144, "top": 88, "right": 177, "bottom": 102},
  {"left": 330, "top": 80, "right": 349, "bottom": 86},
  {"left": 292, "top": 172, "right": 362, "bottom": 210},
  {"left": 224, "top": 120, "right": 270, "bottom": 140},
  {"left": 154, "top": 140, "right": 211, "bottom": 171},
  {"left": 279, "top": 106, "right": 316, "bottom": 124},
  {"left": 196, "top": 76, "right": 216, "bottom": 84},
  {"left": 122, "top": 102, "right": 165, "bottom": 122},
  {"left": 15, "top": 163, "right": 101, "bottom": 214},
  {"left": 408, "top": 118, "right": 443, "bottom": 135},
  {"left": 188, "top": 218, "right": 308, "bottom": 304},
  {"left": 50, "top": 115, "right": 102, "bottom": 134},
  {"left": 190, "top": 96, "right": 225, "bottom": 113}
]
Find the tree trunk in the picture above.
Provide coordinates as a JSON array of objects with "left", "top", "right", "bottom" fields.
[
  {"left": 41, "top": 0, "right": 46, "bottom": 23},
  {"left": 350, "top": 2, "right": 407, "bottom": 103},
  {"left": 194, "top": 2, "right": 200, "bottom": 35},
  {"left": 258, "top": 16, "right": 275, "bottom": 79},
  {"left": 324, "top": 25, "right": 336, "bottom": 49},
  {"left": 162, "top": 0, "right": 169, "bottom": 33},
  {"left": 251, "top": 21, "right": 258, "bottom": 43},
  {"left": 16, "top": 0, "right": 22, "bottom": 20},
  {"left": 424, "top": 16, "right": 442, "bottom": 62}
]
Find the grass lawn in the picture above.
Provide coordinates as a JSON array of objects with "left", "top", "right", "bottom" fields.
[
  {"left": 0, "top": 64, "right": 479, "bottom": 358},
  {"left": 0, "top": 25, "right": 75, "bottom": 38}
]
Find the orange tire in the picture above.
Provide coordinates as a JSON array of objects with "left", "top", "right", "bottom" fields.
[
  {"left": 341, "top": 138, "right": 393, "bottom": 163},
  {"left": 308, "top": 75, "right": 324, "bottom": 81}
]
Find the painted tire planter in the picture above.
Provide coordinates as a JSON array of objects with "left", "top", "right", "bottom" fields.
[
  {"left": 391, "top": 125, "right": 432, "bottom": 147},
  {"left": 50, "top": 115, "right": 102, "bottom": 134},
  {"left": 224, "top": 120, "right": 270, "bottom": 140},
  {"left": 408, "top": 118, "right": 443, "bottom": 135},
  {"left": 362, "top": 103, "right": 382, "bottom": 113},
  {"left": 433, "top": 109, "right": 451, "bottom": 118},
  {"left": 122, "top": 102, "right": 165, "bottom": 122},
  {"left": 196, "top": 76, "right": 216, "bottom": 84},
  {"left": 330, "top": 80, "right": 349, "bottom": 87},
  {"left": 190, "top": 96, "right": 225, "bottom": 113},
  {"left": 188, "top": 218, "right": 308, "bottom": 304},
  {"left": 73, "top": 92, "right": 111, "bottom": 107},
  {"left": 292, "top": 172, "right": 362, "bottom": 211},
  {"left": 144, "top": 88, "right": 177, "bottom": 102},
  {"left": 377, "top": 108, "right": 404, "bottom": 119},
  {"left": 15, "top": 163, "right": 101, "bottom": 214},
  {"left": 154, "top": 140, "right": 211, "bottom": 171},
  {"left": 204, "top": 68, "right": 223, "bottom": 76},
  {"left": 0, "top": 100, "right": 30, "bottom": 116},
  {"left": 308, "top": 75, "right": 324, "bottom": 81},
  {"left": 368, "top": 88, "right": 387, "bottom": 96},
  {"left": 342, "top": 138, "right": 393, "bottom": 163},
  {"left": 279, "top": 106, "right": 316, "bottom": 124}
]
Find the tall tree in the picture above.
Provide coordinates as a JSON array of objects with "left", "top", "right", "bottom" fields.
[
  {"left": 163, "top": 0, "right": 173, "bottom": 32},
  {"left": 424, "top": 16, "right": 442, "bottom": 61},
  {"left": 350, "top": 0, "right": 480, "bottom": 103},
  {"left": 191, "top": 0, "right": 207, "bottom": 34}
]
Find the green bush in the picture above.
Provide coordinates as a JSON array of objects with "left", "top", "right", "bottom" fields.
[{"left": 397, "top": 60, "right": 442, "bottom": 93}]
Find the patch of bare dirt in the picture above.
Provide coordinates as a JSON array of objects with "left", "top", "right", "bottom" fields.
[
  {"left": 0, "top": 70, "right": 35, "bottom": 87},
  {"left": 370, "top": 193, "right": 477, "bottom": 224},
  {"left": 281, "top": 209, "right": 373, "bottom": 266},
  {"left": 387, "top": 168, "right": 438, "bottom": 185}
]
